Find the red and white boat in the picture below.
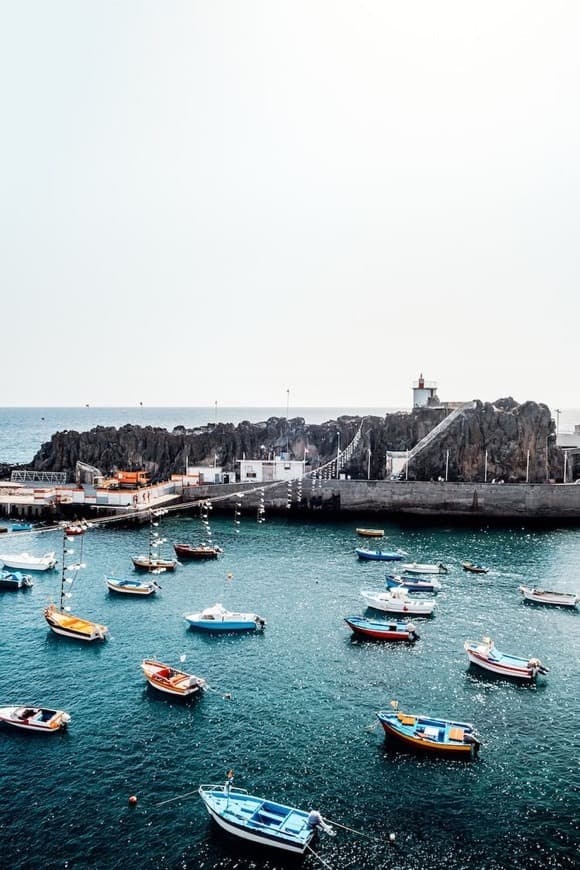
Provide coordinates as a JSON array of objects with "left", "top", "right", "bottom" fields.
[
  {"left": 141, "top": 659, "right": 206, "bottom": 697},
  {"left": 344, "top": 615, "right": 419, "bottom": 641},
  {"left": 0, "top": 705, "right": 71, "bottom": 733},
  {"left": 464, "top": 637, "right": 549, "bottom": 681}
]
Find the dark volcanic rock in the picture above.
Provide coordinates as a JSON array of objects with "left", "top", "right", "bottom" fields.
[{"left": 27, "top": 400, "right": 564, "bottom": 483}]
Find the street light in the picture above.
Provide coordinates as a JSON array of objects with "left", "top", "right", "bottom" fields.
[
  {"left": 367, "top": 447, "right": 371, "bottom": 480},
  {"left": 545, "top": 433, "right": 556, "bottom": 482}
]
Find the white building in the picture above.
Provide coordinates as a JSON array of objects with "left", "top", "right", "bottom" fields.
[
  {"left": 412, "top": 373, "right": 438, "bottom": 408},
  {"left": 237, "top": 458, "right": 306, "bottom": 483}
]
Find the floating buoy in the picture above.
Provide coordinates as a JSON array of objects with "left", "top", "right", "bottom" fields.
[
  {"left": 389, "top": 832, "right": 396, "bottom": 843},
  {"left": 226, "top": 573, "right": 233, "bottom": 580},
  {"left": 129, "top": 795, "right": 138, "bottom": 805}
]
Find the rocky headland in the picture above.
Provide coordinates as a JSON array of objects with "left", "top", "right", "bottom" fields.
[{"left": 22, "top": 398, "right": 573, "bottom": 484}]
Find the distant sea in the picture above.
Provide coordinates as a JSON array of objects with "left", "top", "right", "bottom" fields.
[{"left": 0, "top": 406, "right": 578, "bottom": 466}]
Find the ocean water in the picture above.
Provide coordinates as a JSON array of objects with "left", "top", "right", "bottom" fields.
[{"left": 0, "top": 515, "right": 577, "bottom": 869}]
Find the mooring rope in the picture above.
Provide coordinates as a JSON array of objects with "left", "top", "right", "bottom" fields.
[{"left": 305, "top": 842, "right": 334, "bottom": 869}]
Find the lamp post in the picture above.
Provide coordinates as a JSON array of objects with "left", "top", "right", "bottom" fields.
[
  {"left": 445, "top": 450, "right": 449, "bottom": 482},
  {"left": 563, "top": 449, "right": 569, "bottom": 483},
  {"left": 526, "top": 449, "right": 530, "bottom": 484},
  {"left": 545, "top": 433, "right": 555, "bottom": 482},
  {"left": 336, "top": 431, "right": 341, "bottom": 480},
  {"left": 367, "top": 447, "right": 371, "bottom": 480},
  {"left": 484, "top": 449, "right": 488, "bottom": 483}
]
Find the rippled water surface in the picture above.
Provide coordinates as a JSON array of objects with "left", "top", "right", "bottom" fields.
[{"left": 0, "top": 517, "right": 578, "bottom": 869}]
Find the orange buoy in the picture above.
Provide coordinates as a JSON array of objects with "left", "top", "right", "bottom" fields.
[{"left": 128, "top": 795, "right": 138, "bottom": 805}]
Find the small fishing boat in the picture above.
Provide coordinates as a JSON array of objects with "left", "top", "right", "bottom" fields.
[
  {"left": 44, "top": 530, "right": 108, "bottom": 642},
  {"left": 64, "top": 523, "right": 86, "bottom": 536},
  {"left": 376, "top": 707, "right": 481, "bottom": 757},
  {"left": 198, "top": 775, "right": 334, "bottom": 855},
  {"left": 356, "top": 528, "right": 384, "bottom": 538},
  {"left": 0, "top": 552, "right": 57, "bottom": 571},
  {"left": 462, "top": 561, "right": 488, "bottom": 574},
  {"left": 11, "top": 522, "right": 33, "bottom": 532},
  {"left": 132, "top": 509, "right": 177, "bottom": 572},
  {"left": 355, "top": 548, "right": 403, "bottom": 562},
  {"left": 141, "top": 658, "right": 206, "bottom": 697},
  {"left": 132, "top": 555, "right": 178, "bottom": 572},
  {"left": 385, "top": 574, "right": 442, "bottom": 593},
  {"left": 0, "top": 570, "right": 34, "bottom": 590},
  {"left": 0, "top": 705, "right": 71, "bottom": 733},
  {"left": 173, "top": 542, "right": 222, "bottom": 560},
  {"left": 402, "top": 562, "right": 448, "bottom": 575},
  {"left": 184, "top": 603, "right": 266, "bottom": 632},
  {"left": 518, "top": 585, "right": 579, "bottom": 608},
  {"left": 464, "top": 636, "right": 549, "bottom": 680},
  {"left": 360, "top": 588, "right": 436, "bottom": 615},
  {"left": 344, "top": 615, "right": 419, "bottom": 641},
  {"left": 105, "top": 575, "right": 161, "bottom": 596}
]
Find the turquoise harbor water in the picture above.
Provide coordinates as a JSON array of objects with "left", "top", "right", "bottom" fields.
[{"left": 0, "top": 515, "right": 578, "bottom": 869}]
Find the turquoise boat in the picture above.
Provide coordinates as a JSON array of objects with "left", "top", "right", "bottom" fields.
[
  {"left": 355, "top": 548, "right": 403, "bottom": 562},
  {"left": 198, "top": 777, "right": 333, "bottom": 854},
  {"left": 377, "top": 708, "right": 481, "bottom": 757},
  {"left": 184, "top": 603, "right": 266, "bottom": 632}
]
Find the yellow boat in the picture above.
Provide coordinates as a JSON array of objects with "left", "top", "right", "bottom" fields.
[
  {"left": 356, "top": 528, "right": 384, "bottom": 538},
  {"left": 44, "top": 603, "right": 108, "bottom": 642}
]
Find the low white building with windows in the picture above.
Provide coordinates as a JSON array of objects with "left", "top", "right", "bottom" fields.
[{"left": 237, "top": 458, "right": 306, "bottom": 483}]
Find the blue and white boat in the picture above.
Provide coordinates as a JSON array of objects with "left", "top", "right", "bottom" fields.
[
  {"left": 344, "top": 615, "right": 419, "bottom": 641},
  {"left": 355, "top": 548, "right": 404, "bottom": 562},
  {"left": 11, "top": 523, "right": 33, "bottom": 532},
  {"left": 0, "top": 570, "right": 34, "bottom": 590},
  {"left": 376, "top": 707, "right": 481, "bottom": 758},
  {"left": 198, "top": 776, "right": 333, "bottom": 855},
  {"left": 464, "top": 636, "right": 549, "bottom": 681},
  {"left": 184, "top": 603, "right": 266, "bottom": 632},
  {"left": 105, "top": 575, "right": 160, "bottom": 596},
  {"left": 385, "top": 574, "right": 442, "bottom": 593}
]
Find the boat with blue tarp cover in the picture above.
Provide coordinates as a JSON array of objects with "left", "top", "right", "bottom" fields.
[
  {"left": 198, "top": 773, "right": 334, "bottom": 855},
  {"left": 377, "top": 705, "right": 481, "bottom": 757},
  {"left": 385, "top": 574, "right": 442, "bottom": 593},
  {"left": 344, "top": 615, "right": 419, "bottom": 641},
  {"left": 355, "top": 548, "right": 404, "bottom": 562},
  {"left": 0, "top": 570, "right": 34, "bottom": 590}
]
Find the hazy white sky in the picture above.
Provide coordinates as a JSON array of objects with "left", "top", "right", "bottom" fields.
[{"left": 1, "top": 2, "right": 578, "bottom": 410}]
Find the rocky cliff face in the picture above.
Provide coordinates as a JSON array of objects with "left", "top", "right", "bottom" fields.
[{"left": 28, "top": 399, "right": 565, "bottom": 483}]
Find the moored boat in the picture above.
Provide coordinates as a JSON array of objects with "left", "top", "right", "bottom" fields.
[
  {"left": 184, "top": 603, "right": 266, "bottom": 632},
  {"left": 385, "top": 574, "right": 442, "bottom": 593},
  {"left": 344, "top": 615, "right": 419, "bottom": 641},
  {"left": 464, "top": 636, "right": 548, "bottom": 680},
  {"left": 11, "top": 522, "right": 33, "bottom": 532},
  {"left": 402, "top": 562, "right": 448, "bottom": 575},
  {"left": 0, "top": 570, "right": 33, "bottom": 590},
  {"left": 0, "top": 552, "right": 56, "bottom": 571},
  {"left": 0, "top": 705, "right": 71, "bottom": 733},
  {"left": 173, "top": 542, "right": 222, "bottom": 560},
  {"left": 105, "top": 575, "right": 160, "bottom": 596},
  {"left": 360, "top": 588, "right": 435, "bottom": 615},
  {"left": 376, "top": 707, "right": 480, "bottom": 757},
  {"left": 356, "top": 528, "right": 384, "bottom": 538},
  {"left": 462, "top": 561, "right": 488, "bottom": 574},
  {"left": 198, "top": 775, "right": 333, "bottom": 855},
  {"left": 518, "top": 585, "right": 579, "bottom": 608},
  {"left": 141, "top": 658, "right": 206, "bottom": 696},
  {"left": 132, "top": 555, "right": 178, "bottom": 572},
  {"left": 355, "top": 548, "right": 403, "bottom": 562}
]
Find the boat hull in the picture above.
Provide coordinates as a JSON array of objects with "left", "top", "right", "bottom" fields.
[
  {"left": 385, "top": 575, "right": 441, "bottom": 592},
  {"left": 174, "top": 544, "right": 220, "bottom": 560},
  {"left": 402, "top": 563, "right": 447, "bottom": 575},
  {"left": 185, "top": 618, "right": 262, "bottom": 632},
  {"left": 106, "top": 577, "right": 158, "bottom": 595},
  {"left": 464, "top": 642, "right": 546, "bottom": 680},
  {"left": 344, "top": 616, "right": 418, "bottom": 641},
  {"left": 141, "top": 660, "right": 205, "bottom": 696},
  {"left": 356, "top": 528, "right": 384, "bottom": 538},
  {"left": 377, "top": 712, "right": 479, "bottom": 757},
  {"left": 361, "top": 590, "right": 435, "bottom": 615},
  {"left": 0, "top": 552, "right": 56, "bottom": 571},
  {"left": 519, "top": 586, "right": 579, "bottom": 608},
  {"left": 356, "top": 549, "right": 403, "bottom": 561},
  {"left": 132, "top": 557, "right": 177, "bottom": 572},
  {"left": 44, "top": 606, "right": 108, "bottom": 642},
  {"left": 0, "top": 571, "right": 33, "bottom": 589},
  {"left": 0, "top": 706, "right": 70, "bottom": 733}
]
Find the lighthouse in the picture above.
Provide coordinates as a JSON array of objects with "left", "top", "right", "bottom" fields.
[{"left": 412, "top": 373, "right": 438, "bottom": 408}]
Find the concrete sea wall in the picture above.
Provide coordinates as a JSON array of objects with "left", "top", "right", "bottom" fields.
[{"left": 191, "top": 480, "right": 580, "bottom": 521}]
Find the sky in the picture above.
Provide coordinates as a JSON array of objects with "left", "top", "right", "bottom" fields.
[{"left": 1, "top": 1, "right": 579, "bottom": 410}]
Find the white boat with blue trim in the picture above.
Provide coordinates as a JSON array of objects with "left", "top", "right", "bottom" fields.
[
  {"left": 198, "top": 775, "right": 333, "bottom": 854},
  {"left": 184, "top": 603, "right": 266, "bottom": 632},
  {"left": 0, "top": 705, "right": 71, "bottom": 733},
  {"left": 105, "top": 575, "right": 161, "bottom": 596},
  {"left": 464, "top": 636, "right": 549, "bottom": 680}
]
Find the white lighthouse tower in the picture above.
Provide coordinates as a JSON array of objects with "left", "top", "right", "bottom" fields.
[{"left": 412, "top": 373, "right": 438, "bottom": 408}]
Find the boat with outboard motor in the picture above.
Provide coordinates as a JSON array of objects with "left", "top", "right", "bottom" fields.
[
  {"left": 0, "top": 570, "right": 34, "bottom": 590},
  {"left": 464, "top": 636, "right": 549, "bottom": 680},
  {"left": 376, "top": 705, "right": 481, "bottom": 757},
  {"left": 518, "top": 585, "right": 579, "bottom": 608},
  {"left": 105, "top": 575, "right": 161, "bottom": 596},
  {"left": 344, "top": 615, "right": 419, "bottom": 641},
  {"left": 361, "top": 588, "right": 436, "bottom": 615},
  {"left": 462, "top": 561, "right": 488, "bottom": 574},
  {"left": 385, "top": 574, "right": 442, "bottom": 593},
  {"left": 198, "top": 773, "right": 334, "bottom": 855},
  {"left": 0, "top": 705, "right": 71, "bottom": 733},
  {"left": 173, "top": 543, "right": 222, "bottom": 560},
  {"left": 184, "top": 603, "right": 266, "bottom": 632},
  {"left": 402, "top": 562, "right": 448, "bottom": 575},
  {"left": 141, "top": 659, "right": 206, "bottom": 697}
]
